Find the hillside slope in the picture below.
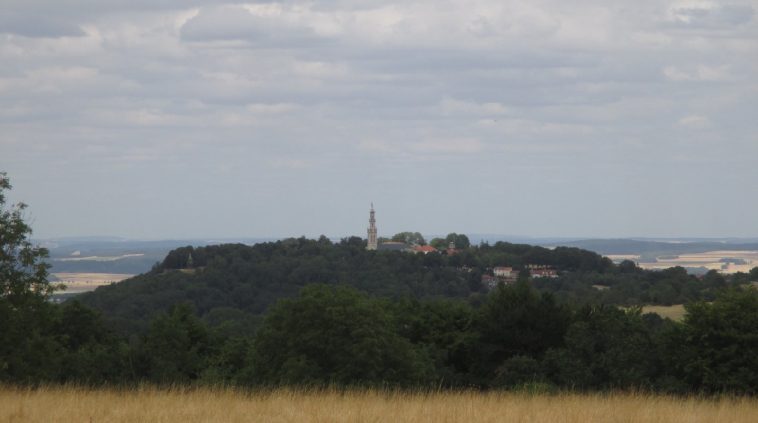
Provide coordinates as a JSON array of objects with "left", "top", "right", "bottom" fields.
[{"left": 78, "top": 237, "right": 611, "bottom": 334}]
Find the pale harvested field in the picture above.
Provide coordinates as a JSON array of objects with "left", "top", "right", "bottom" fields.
[
  {"left": 642, "top": 304, "right": 687, "bottom": 321},
  {"left": 51, "top": 273, "right": 134, "bottom": 293},
  {"left": 606, "top": 254, "right": 642, "bottom": 262},
  {"left": 2, "top": 386, "right": 758, "bottom": 423},
  {"left": 608, "top": 251, "right": 758, "bottom": 274}
]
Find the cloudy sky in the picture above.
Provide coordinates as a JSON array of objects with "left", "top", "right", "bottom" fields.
[{"left": 1, "top": 0, "right": 757, "bottom": 240}]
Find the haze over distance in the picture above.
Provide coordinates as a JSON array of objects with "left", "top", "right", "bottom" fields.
[{"left": 1, "top": 1, "right": 757, "bottom": 241}]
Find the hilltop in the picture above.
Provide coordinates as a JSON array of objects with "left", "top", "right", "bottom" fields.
[
  {"left": 77, "top": 236, "right": 756, "bottom": 336},
  {"left": 78, "top": 237, "right": 612, "bottom": 335}
]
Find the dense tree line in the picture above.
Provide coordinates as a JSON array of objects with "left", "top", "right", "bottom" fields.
[{"left": 4, "top": 282, "right": 758, "bottom": 394}]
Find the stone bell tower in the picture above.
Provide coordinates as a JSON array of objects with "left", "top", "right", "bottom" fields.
[{"left": 367, "top": 203, "right": 378, "bottom": 250}]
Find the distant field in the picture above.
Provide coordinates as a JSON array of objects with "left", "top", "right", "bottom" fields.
[
  {"left": 53, "top": 253, "right": 145, "bottom": 262},
  {"left": 642, "top": 304, "right": 687, "bottom": 321},
  {"left": 607, "top": 250, "right": 758, "bottom": 274},
  {"left": 2, "top": 386, "right": 757, "bottom": 422},
  {"left": 51, "top": 273, "right": 134, "bottom": 293}
]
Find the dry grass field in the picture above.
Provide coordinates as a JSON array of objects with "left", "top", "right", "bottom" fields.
[
  {"left": 51, "top": 273, "right": 134, "bottom": 293},
  {"left": 607, "top": 251, "right": 758, "bottom": 274},
  {"left": 642, "top": 304, "right": 687, "bottom": 321},
  {"left": 2, "top": 386, "right": 758, "bottom": 423}
]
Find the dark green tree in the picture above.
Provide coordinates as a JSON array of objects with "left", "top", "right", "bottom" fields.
[
  {"left": 392, "top": 298, "right": 477, "bottom": 386},
  {"left": 251, "top": 285, "right": 430, "bottom": 386},
  {"left": 140, "top": 303, "right": 212, "bottom": 383},
  {"left": 201, "top": 336, "right": 255, "bottom": 385},
  {"left": 429, "top": 238, "right": 447, "bottom": 249},
  {"left": 666, "top": 288, "right": 758, "bottom": 394},
  {"left": 474, "top": 281, "right": 569, "bottom": 384},
  {"left": 391, "top": 232, "right": 426, "bottom": 246},
  {"left": 0, "top": 298, "right": 62, "bottom": 383},
  {"left": 0, "top": 172, "right": 62, "bottom": 384},
  {"left": 445, "top": 233, "right": 471, "bottom": 249},
  {"left": 750, "top": 267, "right": 758, "bottom": 281},
  {"left": 544, "top": 305, "right": 659, "bottom": 389},
  {"left": 0, "top": 172, "right": 54, "bottom": 306},
  {"left": 55, "top": 301, "right": 132, "bottom": 384}
]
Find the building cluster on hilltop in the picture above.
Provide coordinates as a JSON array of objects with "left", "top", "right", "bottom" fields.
[
  {"left": 365, "top": 205, "right": 558, "bottom": 290},
  {"left": 481, "top": 265, "right": 558, "bottom": 289},
  {"left": 366, "top": 204, "right": 457, "bottom": 255},
  {"left": 527, "top": 264, "right": 559, "bottom": 278}
]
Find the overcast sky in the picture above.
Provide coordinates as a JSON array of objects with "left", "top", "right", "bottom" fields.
[{"left": 1, "top": 0, "right": 757, "bottom": 240}]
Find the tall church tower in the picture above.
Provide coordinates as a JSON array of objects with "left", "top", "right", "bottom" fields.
[{"left": 367, "top": 203, "right": 378, "bottom": 250}]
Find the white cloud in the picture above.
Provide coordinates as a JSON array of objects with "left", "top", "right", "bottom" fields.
[
  {"left": 438, "top": 98, "right": 509, "bottom": 117},
  {"left": 246, "top": 103, "right": 299, "bottom": 114},
  {"left": 409, "top": 138, "right": 484, "bottom": 154},
  {"left": 667, "top": 3, "right": 755, "bottom": 28},
  {"left": 678, "top": 114, "right": 712, "bottom": 129},
  {"left": 663, "top": 64, "right": 731, "bottom": 81},
  {"left": 180, "top": 4, "right": 322, "bottom": 45},
  {"left": 269, "top": 158, "right": 313, "bottom": 169}
]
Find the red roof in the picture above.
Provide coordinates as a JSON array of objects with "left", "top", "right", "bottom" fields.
[{"left": 414, "top": 245, "right": 438, "bottom": 253}]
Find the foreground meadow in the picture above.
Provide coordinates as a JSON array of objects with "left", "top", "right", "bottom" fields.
[{"left": 2, "top": 386, "right": 758, "bottom": 423}]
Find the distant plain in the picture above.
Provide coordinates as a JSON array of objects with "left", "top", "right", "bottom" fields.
[{"left": 607, "top": 250, "right": 758, "bottom": 274}]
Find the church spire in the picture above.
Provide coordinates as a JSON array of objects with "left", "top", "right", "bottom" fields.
[{"left": 367, "top": 203, "right": 378, "bottom": 250}]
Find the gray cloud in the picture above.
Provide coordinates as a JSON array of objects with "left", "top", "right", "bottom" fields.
[
  {"left": 669, "top": 4, "right": 755, "bottom": 28},
  {"left": 0, "top": 12, "right": 85, "bottom": 37},
  {"left": 180, "top": 5, "right": 323, "bottom": 45},
  {"left": 1, "top": 0, "right": 757, "bottom": 239}
]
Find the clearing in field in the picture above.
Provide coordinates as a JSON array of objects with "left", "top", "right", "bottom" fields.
[{"left": 2, "top": 386, "right": 758, "bottom": 423}]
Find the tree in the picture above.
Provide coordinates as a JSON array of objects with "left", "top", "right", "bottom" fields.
[
  {"left": 617, "top": 260, "right": 640, "bottom": 274},
  {"left": 0, "top": 172, "right": 54, "bottom": 306},
  {"left": 544, "top": 306, "right": 659, "bottom": 390},
  {"left": 140, "top": 303, "right": 212, "bottom": 383},
  {"left": 430, "top": 238, "right": 447, "bottom": 249},
  {"left": 54, "top": 301, "right": 132, "bottom": 384},
  {"left": 429, "top": 234, "right": 470, "bottom": 250},
  {"left": 391, "top": 232, "right": 426, "bottom": 246},
  {"left": 251, "top": 285, "right": 430, "bottom": 386},
  {"left": 392, "top": 298, "right": 477, "bottom": 386},
  {"left": 667, "top": 288, "right": 758, "bottom": 394},
  {"left": 0, "top": 172, "right": 124, "bottom": 383},
  {"left": 750, "top": 267, "right": 758, "bottom": 281},
  {"left": 445, "top": 233, "right": 470, "bottom": 249},
  {"left": 0, "top": 172, "right": 62, "bottom": 384},
  {"left": 473, "top": 281, "right": 569, "bottom": 384}
]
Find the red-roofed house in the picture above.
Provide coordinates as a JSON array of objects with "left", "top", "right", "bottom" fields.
[{"left": 413, "top": 245, "right": 438, "bottom": 254}]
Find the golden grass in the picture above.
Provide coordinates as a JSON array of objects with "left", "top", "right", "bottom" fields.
[
  {"left": 2, "top": 386, "right": 757, "bottom": 423},
  {"left": 642, "top": 304, "right": 687, "bottom": 321}
]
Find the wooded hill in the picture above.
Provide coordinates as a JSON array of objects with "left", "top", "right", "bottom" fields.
[{"left": 78, "top": 236, "right": 756, "bottom": 336}]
